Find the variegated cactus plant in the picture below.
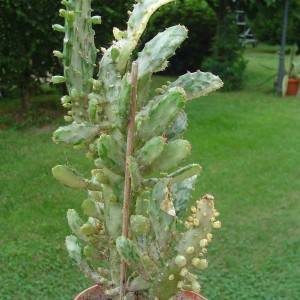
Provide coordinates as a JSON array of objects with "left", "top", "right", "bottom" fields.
[{"left": 51, "top": 0, "right": 223, "bottom": 299}]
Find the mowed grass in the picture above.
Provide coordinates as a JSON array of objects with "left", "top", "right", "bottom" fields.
[{"left": 1, "top": 47, "right": 300, "bottom": 299}]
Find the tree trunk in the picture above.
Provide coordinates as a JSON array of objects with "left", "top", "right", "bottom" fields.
[
  {"left": 206, "top": 0, "right": 229, "bottom": 57},
  {"left": 20, "top": 87, "right": 32, "bottom": 110},
  {"left": 216, "top": 0, "right": 228, "bottom": 37}
]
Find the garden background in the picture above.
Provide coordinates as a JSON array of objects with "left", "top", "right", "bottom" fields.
[{"left": 1, "top": 0, "right": 300, "bottom": 299}]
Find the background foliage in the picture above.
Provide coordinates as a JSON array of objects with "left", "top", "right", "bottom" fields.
[
  {"left": 0, "top": 0, "right": 61, "bottom": 107},
  {"left": 0, "top": 0, "right": 131, "bottom": 105},
  {"left": 202, "top": 1, "right": 247, "bottom": 91},
  {"left": 202, "top": 17, "right": 247, "bottom": 91},
  {"left": 0, "top": 0, "right": 299, "bottom": 100},
  {"left": 142, "top": 0, "right": 216, "bottom": 75},
  {"left": 248, "top": 0, "right": 300, "bottom": 45}
]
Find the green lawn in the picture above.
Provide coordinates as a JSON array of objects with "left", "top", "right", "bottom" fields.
[{"left": 1, "top": 47, "right": 300, "bottom": 299}]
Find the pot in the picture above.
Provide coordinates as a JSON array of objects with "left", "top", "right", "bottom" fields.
[
  {"left": 74, "top": 285, "right": 208, "bottom": 300},
  {"left": 286, "top": 78, "right": 300, "bottom": 96}
]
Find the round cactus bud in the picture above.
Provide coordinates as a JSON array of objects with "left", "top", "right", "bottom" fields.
[
  {"left": 184, "top": 221, "right": 191, "bottom": 229},
  {"left": 169, "top": 274, "right": 175, "bottom": 281},
  {"left": 62, "top": 103, "right": 71, "bottom": 108},
  {"left": 186, "top": 247, "right": 195, "bottom": 254},
  {"left": 155, "top": 88, "right": 164, "bottom": 94},
  {"left": 193, "top": 257, "right": 208, "bottom": 269},
  {"left": 191, "top": 206, "right": 197, "bottom": 213},
  {"left": 204, "top": 194, "right": 214, "bottom": 201},
  {"left": 113, "top": 27, "right": 125, "bottom": 40},
  {"left": 51, "top": 76, "right": 66, "bottom": 84},
  {"left": 213, "top": 210, "right": 220, "bottom": 217},
  {"left": 52, "top": 24, "right": 65, "bottom": 32},
  {"left": 175, "top": 255, "right": 187, "bottom": 267},
  {"left": 197, "top": 259, "right": 208, "bottom": 270},
  {"left": 53, "top": 50, "right": 64, "bottom": 58},
  {"left": 177, "top": 281, "right": 184, "bottom": 289},
  {"left": 192, "top": 258, "right": 200, "bottom": 267},
  {"left": 180, "top": 268, "right": 188, "bottom": 277},
  {"left": 61, "top": 95, "right": 71, "bottom": 104},
  {"left": 188, "top": 216, "right": 194, "bottom": 222},
  {"left": 213, "top": 221, "right": 222, "bottom": 229},
  {"left": 91, "top": 16, "right": 102, "bottom": 24},
  {"left": 193, "top": 219, "right": 200, "bottom": 227},
  {"left": 59, "top": 9, "right": 67, "bottom": 17},
  {"left": 71, "top": 88, "right": 79, "bottom": 98},
  {"left": 199, "top": 239, "right": 208, "bottom": 248},
  {"left": 64, "top": 116, "right": 73, "bottom": 122},
  {"left": 66, "top": 11, "right": 75, "bottom": 26},
  {"left": 191, "top": 281, "right": 201, "bottom": 293}
]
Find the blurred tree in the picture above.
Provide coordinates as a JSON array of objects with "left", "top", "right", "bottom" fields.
[
  {"left": 141, "top": 0, "right": 216, "bottom": 75},
  {"left": 202, "top": 0, "right": 247, "bottom": 90},
  {"left": 92, "top": 0, "right": 131, "bottom": 47},
  {"left": 0, "top": 0, "right": 62, "bottom": 108},
  {"left": 201, "top": 0, "right": 288, "bottom": 90},
  {"left": 0, "top": 0, "right": 130, "bottom": 108},
  {"left": 244, "top": 0, "right": 300, "bottom": 45}
]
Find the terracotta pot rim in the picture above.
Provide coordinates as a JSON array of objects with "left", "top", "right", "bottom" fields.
[
  {"left": 288, "top": 78, "right": 300, "bottom": 82},
  {"left": 74, "top": 285, "right": 101, "bottom": 300},
  {"left": 74, "top": 285, "right": 208, "bottom": 300}
]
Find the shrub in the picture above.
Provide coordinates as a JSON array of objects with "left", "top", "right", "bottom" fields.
[
  {"left": 202, "top": 16, "right": 247, "bottom": 91},
  {"left": 0, "top": 0, "right": 62, "bottom": 107}
]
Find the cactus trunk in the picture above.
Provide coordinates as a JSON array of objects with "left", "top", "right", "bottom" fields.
[{"left": 52, "top": 1, "right": 223, "bottom": 299}]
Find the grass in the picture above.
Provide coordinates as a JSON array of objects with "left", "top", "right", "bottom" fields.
[{"left": 1, "top": 46, "right": 300, "bottom": 299}]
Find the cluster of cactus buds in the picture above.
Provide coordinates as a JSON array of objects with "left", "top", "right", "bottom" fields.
[{"left": 51, "top": 0, "right": 223, "bottom": 299}]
